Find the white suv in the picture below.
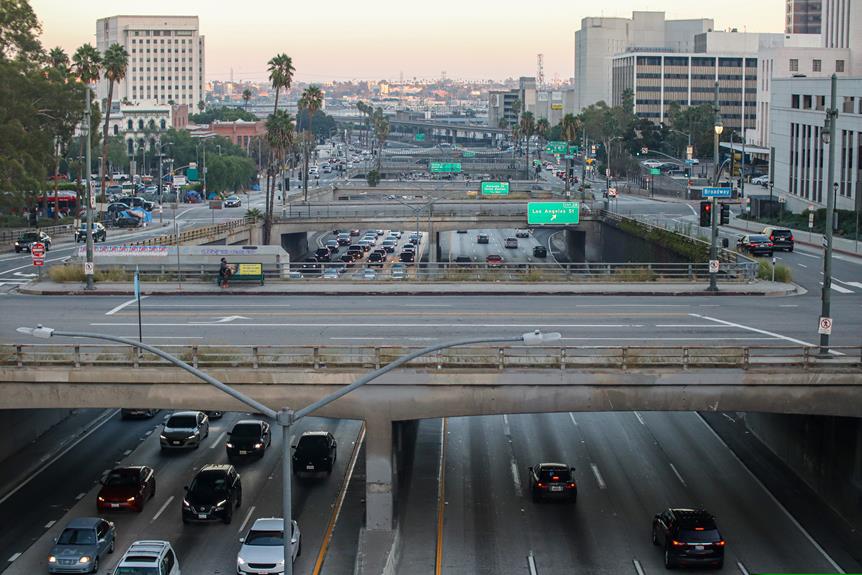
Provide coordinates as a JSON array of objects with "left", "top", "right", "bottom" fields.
[
  {"left": 237, "top": 518, "right": 300, "bottom": 574},
  {"left": 113, "top": 540, "right": 180, "bottom": 575}
]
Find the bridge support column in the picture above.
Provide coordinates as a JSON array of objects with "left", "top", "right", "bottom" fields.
[{"left": 365, "top": 416, "right": 394, "bottom": 531}]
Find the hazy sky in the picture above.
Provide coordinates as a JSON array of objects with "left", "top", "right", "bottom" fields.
[{"left": 29, "top": 0, "right": 784, "bottom": 83}]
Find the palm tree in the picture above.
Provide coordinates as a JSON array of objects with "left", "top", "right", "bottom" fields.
[
  {"left": 263, "top": 110, "right": 294, "bottom": 243},
  {"left": 560, "top": 113, "right": 580, "bottom": 193},
  {"left": 536, "top": 118, "right": 550, "bottom": 150},
  {"left": 242, "top": 88, "right": 252, "bottom": 110},
  {"left": 372, "top": 108, "right": 390, "bottom": 171},
  {"left": 520, "top": 111, "right": 536, "bottom": 179},
  {"left": 298, "top": 86, "right": 324, "bottom": 201},
  {"left": 267, "top": 54, "right": 295, "bottom": 113},
  {"left": 98, "top": 43, "right": 128, "bottom": 199},
  {"left": 48, "top": 47, "right": 70, "bottom": 75},
  {"left": 72, "top": 44, "right": 102, "bottom": 203}
]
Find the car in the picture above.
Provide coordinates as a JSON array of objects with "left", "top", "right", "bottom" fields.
[
  {"left": 74, "top": 223, "right": 106, "bottom": 243},
  {"left": 113, "top": 540, "right": 179, "bottom": 575},
  {"left": 336, "top": 233, "right": 351, "bottom": 246},
  {"left": 527, "top": 463, "right": 577, "bottom": 502},
  {"left": 401, "top": 243, "right": 415, "bottom": 254},
  {"left": 737, "top": 234, "right": 774, "bottom": 257},
  {"left": 642, "top": 160, "right": 664, "bottom": 169},
  {"left": 347, "top": 245, "right": 364, "bottom": 259},
  {"left": 504, "top": 237, "right": 518, "bottom": 249},
  {"left": 349, "top": 229, "right": 360, "bottom": 236},
  {"left": 323, "top": 267, "right": 340, "bottom": 280},
  {"left": 476, "top": 233, "right": 489, "bottom": 244},
  {"left": 14, "top": 231, "right": 51, "bottom": 253},
  {"left": 114, "top": 214, "right": 142, "bottom": 228},
  {"left": 652, "top": 508, "right": 725, "bottom": 569},
  {"left": 182, "top": 464, "right": 242, "bottom": 524},
  {"left": 286, "top": 271, "right": 304, "bottom": 280},
  {"left": 761, "top": 226, "right": 794, "bottom": 252},
  {"left": 391, "top": 267, "right": 406, "bottom": 280},
  {"left": 48, "top": 517, "right": 115, "bottom": 574},
  {"left": 292, "top": 431, "right": 337, "bottom": 476},
  {"left": 381, "top": 240, "right": 397, "bottom": 253},
  {"left": 97, "top": 466, "right": 155, "bottom": 513},
  {"left": 408, "top": 232, "right": 421, "bottom": 245},
  {"left": 360, "top": 268, "right": 378, "bottom": 280},
  {"left": 339, "top": 253, "right": 355, "bottom": 265},
  {"left": 325, "top": 239, "right": 339, "bottom": 251},
  {"left": 400, "top": 251, "right": 415, "bottom": 263},
  {"left": 515, "top": 229, "right": 530, "bottom": 238},
  {"left": 226, "top": 420, "right": 272, "bottom": 462},
  {"left": 322, "top": 164, "right": 332, "bottom": 173},
  {"left": 358, "top": 239, "right": 375, "bottom": 251},
  {"left": 298, "top": 259, "right": 322, "bottom": 274},
  {"left": 224, "top": 195, "right": 242, "bottom": 208},
  {"left": 368, "top": 249, "right": 386, "bottom": 261},
  {"left": 389, "top": 231, "right": 402, "bottom": 239},
  {"left": 751, "top": 174, "right": 769, "bottom": 187},
  {"left": 314, "top": 248, "right": 332, "bottom": 262},
  {"left": 533, "top": 246, "right": 548, "bottom": 258},
  {"left": 486, "top": 254, "right": 504, "bottom": 267},
  {"left": 237, "top": 518, "right": 301, "bottom": 574},
  {"left": 454, "top": 256, "right": 472, "bottom": 264},
  {"left": 121, "top": 408, "right": 157, "bottom": 419},
  {"left": 160, "top": 411, "right": 209, "bottom": 451},
  {"left": 376, "top": 229, "right": 385, "bottom": 236}
]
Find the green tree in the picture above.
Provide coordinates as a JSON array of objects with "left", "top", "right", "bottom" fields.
[
  {"left": 98, "top": 42, "right": 128, "bottom": 196},
  {"left": 242, "top": 88, "right": 252, "bottom": 109},
  {"left": 372, "top": 107, "right": 390, "bottom": 171},
  {"left": 263, "top": 110, "right": 294, "bottom": 243},
  {"left": 265, "top": 53, "right": 295, "bottom": 234},
  {"left": 560, "top": 113, "right": 581, "bottom": 192},
  {"left": 47, "top": 46, "right": 68, "bottom": 74},
  {"left": 204, "top": 155, "right": 257, "bottom": 193},
  {"left": 536, "top": 117, "right": 550, "bottom": 149},
  {"left": 189, "top": 107, "right": 257, "bottom": 124},
  {"left": 0, "top": 0, "right": 42, "bottom": 62},
  {"left": 519, "top": 111, "right": 536, "bottom": 178},
  {"left": 298, "top": 85, "right": 323, "bottom": 200}
]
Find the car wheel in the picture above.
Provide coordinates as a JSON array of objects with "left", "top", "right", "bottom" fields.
[
  {"left": 91, "top": 557, "right": 99, "bottom": 573},
  {"left": 664, "top": 548, "right": 675, "bottom": 569},
  {"left": 108, "top": 538, "right": 115, "bottom": 554},
  {"left": 715, "top": 559, "right": 724, "bottom": 570},
  {"left": 788, "top": 247, "right": 794, "bottom": 253},
  {"left": 652, "top": 525, "right": 659, "bottom": 546},
  {"left": 297, "top": 538, "right": 302, "bottom": 558}
]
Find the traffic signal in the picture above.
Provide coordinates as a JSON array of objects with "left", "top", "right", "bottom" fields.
[
  {"left": 699, "top": 201, "right": 712, "bottom": 227},
  {"left": 720, "top": 203, "right": 730, "bottom": 225},
  {"left": 731, "top": 152, "right": 742, "bottom": 177}
]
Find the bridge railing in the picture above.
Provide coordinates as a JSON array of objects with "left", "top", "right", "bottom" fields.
[
  {"left": 3, "top": 344, "right": 860, "bottom": 371},
  {"left": 0, "top": 223, "right": 76, "bottom": 243},
  {"left": 129, "top": 217, "right": 255, "bottom": 247}
]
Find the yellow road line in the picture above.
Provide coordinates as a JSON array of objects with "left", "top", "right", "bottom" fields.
[
  {"left": 435, "top": 418, "right": 449, "bottom": 575},
  {"left": 312, "top": 422, "right": 366, "bottom": 575}
]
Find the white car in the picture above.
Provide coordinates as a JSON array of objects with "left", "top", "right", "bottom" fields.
[
  {"left": 237, "top": 518, "right": 300, "bottom": 575},
  {"left": 114, "top": 540, "right": 180, "bottom": 575},
  {"left": 751, "top": 175, "right": 770, "bottom": 187},
  {"left": 322, "top": 268, "right": 339, "bottom": 280},
  {"left": 641, "top": 160, "right": 664, "bottom": 169},
  {"left": 361, "top": 268, "right": 377, "bottom": 280}
]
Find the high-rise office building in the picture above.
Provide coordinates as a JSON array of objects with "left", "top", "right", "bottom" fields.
[
  {"left": 785, "top": 0, "right": 822, "bottom": 34},
  {"left": 96, "top": 15, "right": 206, "bottom": 107}
]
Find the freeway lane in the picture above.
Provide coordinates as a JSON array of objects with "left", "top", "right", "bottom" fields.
[
  {"left": 2, "top": 294, "right": 860, "bottom": 348},
  {"left": 4, "top": 412, "right": 363, "bottom": 574}
]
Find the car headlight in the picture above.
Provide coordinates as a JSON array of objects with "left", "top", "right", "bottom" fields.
[
  {"left": 127, "top": 496, "right": 136, "bottom": 502},
  {"left": 159, "top": 434, "right": 167, "bottom": 440},
  {"left": 182, "top": 499, "right": 190, "bottom": 508},
  {"left": 187, "top": 432, "right": 199, "bottom": 439},
  {"left": 214, "top": 499, "right": 227, "bottom": 509},
  {"left": 237, "top": 557, "right": 246, "bottom": 566},
  {"left": 98, "top": 496, "right": 105, "bottom": 502},
  {"left": 254, "top": 443, "right": 264, "bottom": 449},
  {"left": 225, "top": 442, "right": 234, "bottom": 449},
  {"left": 79, "top": 556, "right": 91, "bottom": 564},
  {"left": 48, "top": 556, "right": 56, "bottom": 563}
]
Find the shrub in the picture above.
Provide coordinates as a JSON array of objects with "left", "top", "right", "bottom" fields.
[
  {"left": 366, "top": 170, "right": 381, "bottom": 187},
  {"left": 757, "top": 260, "right": 792, "bottom": 282},
  {"left": 48, "top": 265, "right": 130, "bottom": 283}
]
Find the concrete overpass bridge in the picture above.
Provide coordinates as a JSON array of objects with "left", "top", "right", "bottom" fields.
[
  {"left": 3, "top": 343, "right": 860, "bottom": 531},
  {"left": 335, "top": 115, "right": 507, "bottom": 146}
]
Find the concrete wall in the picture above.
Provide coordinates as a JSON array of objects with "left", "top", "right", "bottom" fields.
[
  {"left": 279, "top": 232, "right": 310, "bottom": 261},
  {"left": 743, "top": 413, "right": 862, "bottom": 527},
  {"left": 0, "top": 409, "right": 72, "bottom": 462},
  {"left": 558, "top": 220, "right": 691, "bottom": 264}
]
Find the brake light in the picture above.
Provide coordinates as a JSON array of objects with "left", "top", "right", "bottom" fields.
[
  {"left": 671, "top": 540, "right": 686, "bottom": 547},
  {"left": 770, "top": 234, "right": 774, "bottom": 241},
  {"left": 715, "top": 540, "right": 726, "bottom": 547},
  {"left": 768, "top": 242, "right": 774, "bottom": 247},
  {"left": 566, "top": 482, "right": 577, "bottom": 489},
  {"left": 694, "top": 527, "right": 704, "bottom": 531},
  {"left": 789, "top": 235, "right": 793, "bottom": 241},
  {"left": 536, "top": 482, "right": 545, "bottom": 489},
  {"left": 552, "top": 476, "right": 560, "bottom": 481}
]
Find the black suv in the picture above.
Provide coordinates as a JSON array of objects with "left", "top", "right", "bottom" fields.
[
  {"left": 226, "top": 420, "right": 272, "bottom": 462},
  {"left": 182, "top": 464, "right": 242, "bottom": 524},
  {"left": 14, "top": 231, "right": 51, "bottom": 253},
  {"left": 761, "top": 226, "right": 794, "bottom": 252},
  {"left": 527, "top": 463, "right": 577, "bottom": 502},
  {"left": 533, "top": 246, "right": 548, "bottom": 258},
  {"left": 292, "top": 431, "right": 337, "bottom": 476},
  {"left": 652, "top": 508, "right": 725, "bottom": 569}
]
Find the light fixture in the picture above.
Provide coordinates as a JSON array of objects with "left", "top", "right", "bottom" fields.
[{"left": 714, "top": 122, "right": 724, "bottom": 136}]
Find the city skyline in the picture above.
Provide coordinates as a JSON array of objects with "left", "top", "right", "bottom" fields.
[{"left": 30, "top": 0, "right": 784, "bottom": 84}]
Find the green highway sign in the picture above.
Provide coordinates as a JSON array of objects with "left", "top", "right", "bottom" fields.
[
  {"left": 650, "top": 168, "right": 661, "bottom": 175},
  {"left": 568, "top": 145, "right": 579, "bottom": 154},
  {"left": 463, "top": 151, "right": 476, "bottom": 158},
  {"left": 564, "top": 154, "right": 574, "bottom": 160},
  {"left": 546, "top": 141, "right": 567, "bottom": 154},
  {"left": 481, "top": 181, "right": 510, "bottom": 195},
  {"left": 528, "top": 202, "right": 580, "bottom": 225},
  {"left": 430, "top": 162, "right": 462, "bottom": 173},
  {"left": 415, "top": 133, "right": 425, "bottom": 142}
]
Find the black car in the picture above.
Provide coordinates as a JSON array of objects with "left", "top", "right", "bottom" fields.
[
  {"left": 121, "top": 408, "right": 158, "bottom": 419},
  {"left": 226, "top": 420, "right": 272, "bottom": 462},
  {"left": 105, "top": 202, "right": 132, "bottom": 217},
  {"left": 314, "top": 248, "right": 332, "bottom": 262},
  {"left": 14, "top": 231, "right": 52, "bottom": 253},
  {"left": 527, "top": 463, "right": 577, "bottom": 502},
  {"left": 182, "top": 464, "right": 242, "bottom": 524},
  {"left": 533, "top": 246, "right": 548, "bottom": 258},
  {"left": 737, "top": 234, "right": 774, "bottom": 257},
  {"left": 476, "top": 233, "right": 489, "bottom": 244},
  {"left": 761, "top": 226, "right": 794, "bottom": 252},
  {"left": 292, "top": 431, "right": 337, "bottom": 476},
  {"left": 652, "top": 508, "right": 725, "bottom": 569},
  {"left": 399, "top": 251, "right": 415, "bottom": 263},
  {"left": 75, "top": 223, "right": 107, "bottom": 243},
  {"left": 114, "top": 214, "right": 142, "bottom": 228},
  {"left": 368, "top": 250, "right": 385, "bottom": 263}
]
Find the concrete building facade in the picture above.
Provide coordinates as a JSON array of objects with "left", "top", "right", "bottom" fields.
[
  {"left": 822, "top": 0, "right": 862, "bottom": 73},
  {"left": 574, "top": 12, "right": 714, "bottom": 112},
  {"left": 786, "top": 0, "right": 823, "bottom": 34},
  {"left": 769, "top": 77, "right": 862, "bottom": 213},
  {"left": 487, "top": 77, "right": 575, "bottom": 128},
  {"left": 106, "top": 100, "right": 173, "bottom": 156},
  {"left": 96, "top": 15, "right": 205, "bottom": 107}
]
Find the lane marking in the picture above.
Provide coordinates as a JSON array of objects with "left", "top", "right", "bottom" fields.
[
  {"left": 75, "top": 492, "right": 86, "bottom": 500},
  {"left": 503, "top": 414, "right": 512, "bottom": 437},
  {"left": 210, "top": 431, "right": 227, "bottom": 449},
  {"left": 689, "top": 314, "right": 844, "bottom": 356},
  {"left": 561, "top": 337, "right": 775, "bottom": 341},
  {"left": 845, "top": 282, "right": 862, "bottom": 289},
  {"left": 797, "top": 263, "right": 808, "bottom": 268},
  {"left": 106, "top": 296, "right": 147, "bottom": 316},
  {"left": 0, "top": 409, "right": 118, "bottom": 506},
  {"left": 820, "top": 282, "right": 854, "bottom": 294},
  {"left": 569, "top": 413, "right": 578, "bottom": 427},
  {"left": 796, "top": 251, "right": 819, "bottom": 258},
  {"left": 435, "top": 418, "right": 449, "bottom": 575},
  {"left": 737, "top": 561, "right": 750, "bottom": 575},
  {"left": 527, "top": 551, "right": 538, "bottom": 575},
  {"left": 590, "top": 463, "right": 606, "bottom": 490},
  {"left": 403, "top": 304, "right": 452, "bottom": 308},
  {"left": 633, "top": 412, "right": 645, "bottom": 426},
  {"left": 151, "top": 495, "right": 174, "bottom": 522},
  {"left": 328, "top": 337, "right": 388, "bottom": 341},
  {"left": 237, "top": 505, "right": 256, "bottom": 534},
  {"left": 510, "top": 460, "right": 522, "bottom": 497},
  {"left": 122, "top": 449, "right": 132, "bottom": 456},
  {"left": 44, "top": 520, "right": 56, "bottom": 529},
  {"left": 7, "top": 553, "right": 21, "bottom": 563},
  {"left": 92, "top": 322, "right": 650, "bottom": 329},
  {"left": 778, "top": 305, "right": 799, "bottom": 308},
  {"left": 312, "top": 423, "right": 366, "bottom": 575},
  {"left": 695, "top": 413, "right": 845, "bottom": 574},
  {"left": 633, "top": 559, "right": 646, "bottom": 575},
  {"left": 669, "top": 463, "right": 687, "bottom": 487}
]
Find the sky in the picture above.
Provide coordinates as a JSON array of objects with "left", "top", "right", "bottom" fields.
[{"left": 29, "top": 0, "right": 785, "bottom": 83}]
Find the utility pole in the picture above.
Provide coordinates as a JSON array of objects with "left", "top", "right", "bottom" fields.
[
  {"left": 708, "top": 81, "right": 723, "bottom": 293},
  {"left": 83, "top": 85, "right": 95, "bottom": 291},
  {"left": 819, "top": 74, "right": 838, "bottom": 355}
]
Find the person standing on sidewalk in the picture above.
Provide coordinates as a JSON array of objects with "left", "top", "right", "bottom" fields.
[{"left": 218, "top": 258, "right": 232, "bottom": 288}]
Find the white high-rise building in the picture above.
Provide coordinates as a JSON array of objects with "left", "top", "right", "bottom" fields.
[
  {"left": 822, "top": 0, "right": 862, "bottom": 73},
  {"left": 96, "top": 15, "right": 205, "bottom": 107}
]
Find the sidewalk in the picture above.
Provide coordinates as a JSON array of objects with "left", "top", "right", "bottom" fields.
[{"left": 19, "top": 279, "right": 801, "bottom": 297}]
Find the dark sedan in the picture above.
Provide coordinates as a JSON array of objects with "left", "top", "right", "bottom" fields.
[
  {"left": 14, "top": 231, "right": 51, "bottom": 253},
  {"left": 737, "top": 234, "right": 774, "bottom": 257},
  {"left": 528, "top": 463, "right": 577, "bottom": 502},
  {"left": 292, "top": 431, "right": 337, "bottom": 477},
  {"left": 226, "top": 420, "right": 272, "bottom": 462},
  {"left": 97, "top": 466, "right": 155, "bottom": 513}
]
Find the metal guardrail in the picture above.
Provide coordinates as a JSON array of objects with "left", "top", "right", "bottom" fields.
[
  {"left": 3, "top": 344, "right": 860, "bottom": 371},
  {"left": 130, "top": 217, "right": 255, "bottom": 247},
  {"left": 1, "top": 223, "right": 76, "bottom": 243}
]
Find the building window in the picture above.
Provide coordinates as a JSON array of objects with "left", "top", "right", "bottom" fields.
[
  {"left": 803, "top": 94, "right": 812, "bottom": 109},
  {"left": 138, "top": 119, "right": 144, "bottom": 130},
  {"left": 813, "top": 59, "right": 821, "bottom": 72},
  {"left": 836, "top": 60, "right": 845, "bottom": 73},
  {"left": 113, "top": 125, "right": 118, "bottom": 136},
  {"left": 790, "top": 59, "right": 799, "bottom": 72},
  {"left": 127, "top": 119, "right": 133, "bottom": 130}
]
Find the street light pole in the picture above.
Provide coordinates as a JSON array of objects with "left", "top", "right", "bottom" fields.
[
  {"left": 17, "top": 326, "right": 561, "bottom": 575},
  {"left": 819, "top": 74, "right": 838, "bottom": 355},
  {"left": 709, "top": 81, "right": 723, "bottom": 293},
  {"left": 83, "top": 86, "right": 95, "bottom": 291}
]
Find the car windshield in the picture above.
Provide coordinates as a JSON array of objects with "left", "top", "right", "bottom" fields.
[
  {"left": 245, "top": 529, "right": 283, "bottom": 546},
  {"left": 538, "top": 467, "right": 571, "bottom": 482},
  {"left": 749, "top": 235, "right": 769, "bottom": 242},
  {"left": 104, "top": 470, "right": 139, "bottom": 487},
  {"left": 678, "top": 528, "right": 721, "bottom": 542},
  {"left": 114, "top": 567, "right": 159, "bottom": 575},
  {"left": 19, "top": 233, "right": 38, "bottom": 241},
  {"left": 771, "top": 229, "right": 792, "bottom": 237},
  {"left": 56, "top": 528, "right": 95, "bottom": 545},
  {"left": 189, "top": 472, "right": 228, "bottom": 497},
  {"left": 166, "top": 415, "right": 197, "bottom": 428},
  {"left": 297, "top": 435, "right": 328, "bottom": 455},
  {"left": 231, "top": 424, "right": 261, "bottom": 438}
]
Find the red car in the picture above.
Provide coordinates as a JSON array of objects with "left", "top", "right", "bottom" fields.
[
  {"left": 486, "top": 254, "right": 504, "bottom": 267},
  {"left": 97, "top": 466, "right": 155, "bottom": 512}
]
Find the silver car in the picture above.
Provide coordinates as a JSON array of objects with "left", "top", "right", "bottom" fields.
[
  {"left": 160, "top": 411, "right": 209, "bottom": 451},
  {"left": 48, "top": 517, "right": 115, "bottom": 573},
  {"left": 237, "top": 518, "right": 300, "bottom": 574}
]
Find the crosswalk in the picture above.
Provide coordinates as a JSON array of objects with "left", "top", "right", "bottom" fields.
[
  {"left": 819, "top": 280, "right": 862, "bottom": 294},
  {"left": 0, "top": 278, "right": 34, "bottom": 290}
]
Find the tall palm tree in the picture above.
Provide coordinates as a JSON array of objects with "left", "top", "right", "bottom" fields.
[
  {"left": 267, "top": 54, "right": 295, "bottom": 113},
  {"left": 98, "top": 43, "right": 128, "bottom": 199},
  {"left": 72, "top": 44, "right": 102, "bottom": 203},
  {"left": 560, "top": 113, "right": 580, "bottom": 193},
  {"left": 536, "top": 118, "right": 550, "bottom": 150},
  {"left": 299, "top": 85, "right": 323, "bottom": 201},
  {"left": 263, "top": 110, "right": 294, "bottom": 244},
  {"left": 520, "top": 111, "right": 536, "bottom": 178},
  {"left": 372, "top": 108, "right": 390, "bottom": 171},
  {"left": 242, "top": 88, "right": 252, "bottom": 110},
  {"left": 48, "top": 47, "right": 70, "bottom": 75}
]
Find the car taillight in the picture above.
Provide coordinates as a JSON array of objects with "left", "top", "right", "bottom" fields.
[
  {"left": 715, "top": 540, "right": 726, "bottom": 547},
  {"left": 770, "top": 235, "right": 774, "bottom": 241},
  {"left": 671, "top": 540, "right": 687, "bottom": 547},
  {"left": 768, "top": 243, "right": 774, "bottom": 247},
  {"left": 551, "top": 476, "right": 560, "bottom": 481},
  {"left": 789, "top": 235, "right": 793, "bottom": 241},
  {"left": 536, "top": 482, "right": 545, "bottom": 489},
  {"left": 566, "top": 482, "right": 577, "bottom": 489}
]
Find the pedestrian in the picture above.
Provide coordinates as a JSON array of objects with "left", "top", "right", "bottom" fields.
[{"left": 218, "top": 257, "right": 232, "bottom": 288}]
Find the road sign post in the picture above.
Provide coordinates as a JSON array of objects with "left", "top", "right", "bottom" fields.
[
  {"left": 527, "top": 202, "right": 580, "bottom": 225},
  {"left": 818, "top": 317, "right": 833, "bottom": 335},
  {"left": 708, "top": 260, "right": 720, "bottom": 274}
]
